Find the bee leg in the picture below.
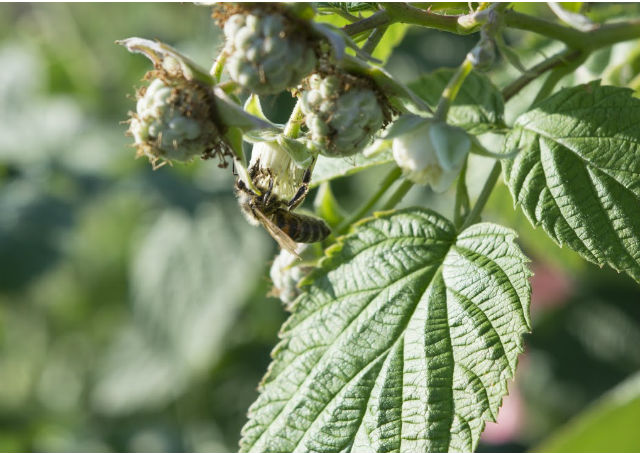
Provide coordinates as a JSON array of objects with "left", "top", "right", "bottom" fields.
[
  {"left": 287, "top": 159, "right": 314, "bottom": 210},
  {"left": 263, "top": 177, "right": 275, "bottom": 204}
]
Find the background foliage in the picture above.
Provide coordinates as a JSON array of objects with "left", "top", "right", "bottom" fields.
[{"left": 0, "top": 3, "right": 639, "bottom": 452}]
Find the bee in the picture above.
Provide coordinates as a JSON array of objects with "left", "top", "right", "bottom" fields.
[{"left": 235, "top": 159, "right": 331, "bottom": 255}]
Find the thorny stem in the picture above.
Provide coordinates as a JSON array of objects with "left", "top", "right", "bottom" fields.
[
  {"left": 381, "top": 179, "right": 414, "bottom": 211},
  {"left": 384, "top": 3, "right": 479, "bottom": 35},
  {"left": 336, "top": 166, "right": 402, "bottom": 235},
  {"left": 283, "top": 100, "right": 304, "bottom": 139}
]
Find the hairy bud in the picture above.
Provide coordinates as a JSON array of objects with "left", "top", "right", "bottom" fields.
[
  {"left": 299, "top": 72, "right": 386, "bottom": 157},
  {"left": 222, "top": 10, "right": 317, "bottom": 94},
  {"left": 128, "top": 71, "right": 225, "bottom": 168}
]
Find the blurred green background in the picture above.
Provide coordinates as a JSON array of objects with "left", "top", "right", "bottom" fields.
[{"left": 1, "top": 4, "right": 639, "bottom": 453}]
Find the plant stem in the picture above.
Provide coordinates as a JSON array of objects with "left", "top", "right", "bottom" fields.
[
  {"left": 362, "top": 26, "right": 388, "bottom": 56},
  {"left": 454, "top": 157, "right": 470, "bottom": 228},
  {"left": 343, "top": 10, "right": 390, "bottom": 36},
  {"left": 434, "top": 55, "right": 474, "bottom": 121},
  {"left": 384, "top": 3, "right": 480, "bottom": 34},
  {"left": 502, "top": 48, "right": 582, "bottom": 102},
  {"left": 283, "top": 101, "right": 304, "bottom": 139},
  {"left": 459, "top": 161, "right": 501, "bottom": 231},
  {"left": 532, "top": 50, "right": 588, "bottom": 104},
  {"left": 381, "top": 179, "right": 414, "bottom": 211},
  {"left": 335, "top": 166, "right": 402, "bottom": 235},
  {"left": 503, "top": 9, "right": 640, "bottom": 50},
  {"left": 502, "top": 9, "right": 585, "bottom": 48}
]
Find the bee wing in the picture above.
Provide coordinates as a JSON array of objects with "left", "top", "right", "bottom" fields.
[{"left": 253, "top": 209, "right": 301, "bottom": 258}]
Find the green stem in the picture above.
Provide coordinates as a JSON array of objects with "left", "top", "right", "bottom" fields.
[
  {"left": 336, "top": 166, "right": 402, "bottom": 235},
  {"left": 283, "top": 101, "right": 304, "bottom": 139},
  {"left": 344, "top": 5, "right": 640, "bottom": 52},
  {"left": 459, "top": 161, "right": 501, "bottom": 231},
  {"left": 503, "top": 9, "right": 585, "bottom": 48},
  {"left": 362, "top": 26, "right": 388, "bottom": 55},
  {"left": 381, "top": 179, "right": 414, "bottom": 211},
  {"left": 503, "top": 9, "right": 640, "bottom": 50},
  {"left": 453, "top": 157, "right": 470, "bottom": 229},
  {"left": 384, "top": 3, "right": 480, "bottom": 35},
  {"left": 343, "top": 10, "right": 390, "bottom": 36},
  {"left": 434, "top": 55, "right": 474, "bottom": 121},
  {"left": 502, "top": 48, "right": 582, "bottom": 102},
  {"left": 532, "top": 50, "right": 588, "bottom": 104}
]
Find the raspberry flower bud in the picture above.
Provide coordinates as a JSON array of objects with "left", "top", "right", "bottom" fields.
[
  {"left": 222, "top": 9, "right": 317, "bottom": 95},
  {"left": 129, "top": 74, "right": 222, "bottom": 167},
  {"left": 299, "top": 72, "right": 386, "bottom": 157},
  {"left": 392, "top": 119, "right": 471, "bottom": 192},
  {"left": 269, "top": 245, "right": 313, "bottom": 309}
]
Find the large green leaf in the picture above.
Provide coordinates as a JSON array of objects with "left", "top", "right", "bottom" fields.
[
  {"left": 503, "top": 81, "right": 640, "bottom": 282},
  {"left": 409, "top": 69, "right": 506, "bottom": 134},
  {"left": 240, "top": 209, "right": 531, "bottom": 453},
  {"left": 534, "top": 371, "right": 640, "bottom": 453}
]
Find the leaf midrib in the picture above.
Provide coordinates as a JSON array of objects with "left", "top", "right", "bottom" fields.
[{"left": 248, "top": 259, "right": 448, "bottom": 453}]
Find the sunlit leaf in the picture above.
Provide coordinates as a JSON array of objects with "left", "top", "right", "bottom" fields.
[
  {"left": 241, "top": 209, "right": 531, "bottom": 453},
  {"left": 503, "top": 81, "right": 640, "bottom": 282}
]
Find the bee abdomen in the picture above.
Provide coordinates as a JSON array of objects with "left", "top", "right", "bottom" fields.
[
  {"left": 276, "top": 210, "right": 330, "bottom": 243},
  {"left": 292, "top": 215, "right": 330, "bottom": 243}
]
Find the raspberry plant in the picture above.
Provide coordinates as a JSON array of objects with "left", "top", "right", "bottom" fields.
[{"left": 120, "top": 3, "right": 640, "bottom": 452}]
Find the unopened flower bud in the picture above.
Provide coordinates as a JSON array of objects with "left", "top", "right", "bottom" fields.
[
  {"left": 128, "top": 73, "right": 223, "bottom": 168},
  {"left": 469, "top": 31, "right": 497, "bottom": 72},
  {"left": 392, "top": 120, "right": 470, "bottom": 192},
  {"left": 300, "top": 72, "right": 386, "bottom": 157},
  {"left": 269, "top": 245, "right": 313, "bottom": 309},
  {"left": 222, "top": 10, "right": 317, "bottom": 94}
]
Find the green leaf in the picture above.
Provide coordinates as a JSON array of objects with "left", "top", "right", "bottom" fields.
[
  {"left": 93, "top": 203, "right": 270, "bottom": 414},
  {"left": 502, "top": 81, "right": 640, "bottom": 282},
  {"left": 240, "top": 209, "right": 531, "bottom": 453},
  {"left": 534, "top": 371, "right": 640, "bottom": 453},
  {"left": 310, "top": 140, "right": 394, "bottom": 187},
  {"left": 313, "top": 182, "right": 346, "bottom": 227},
  {"left": 409, "top": 69, "right": 506, "bottom": 134}
]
